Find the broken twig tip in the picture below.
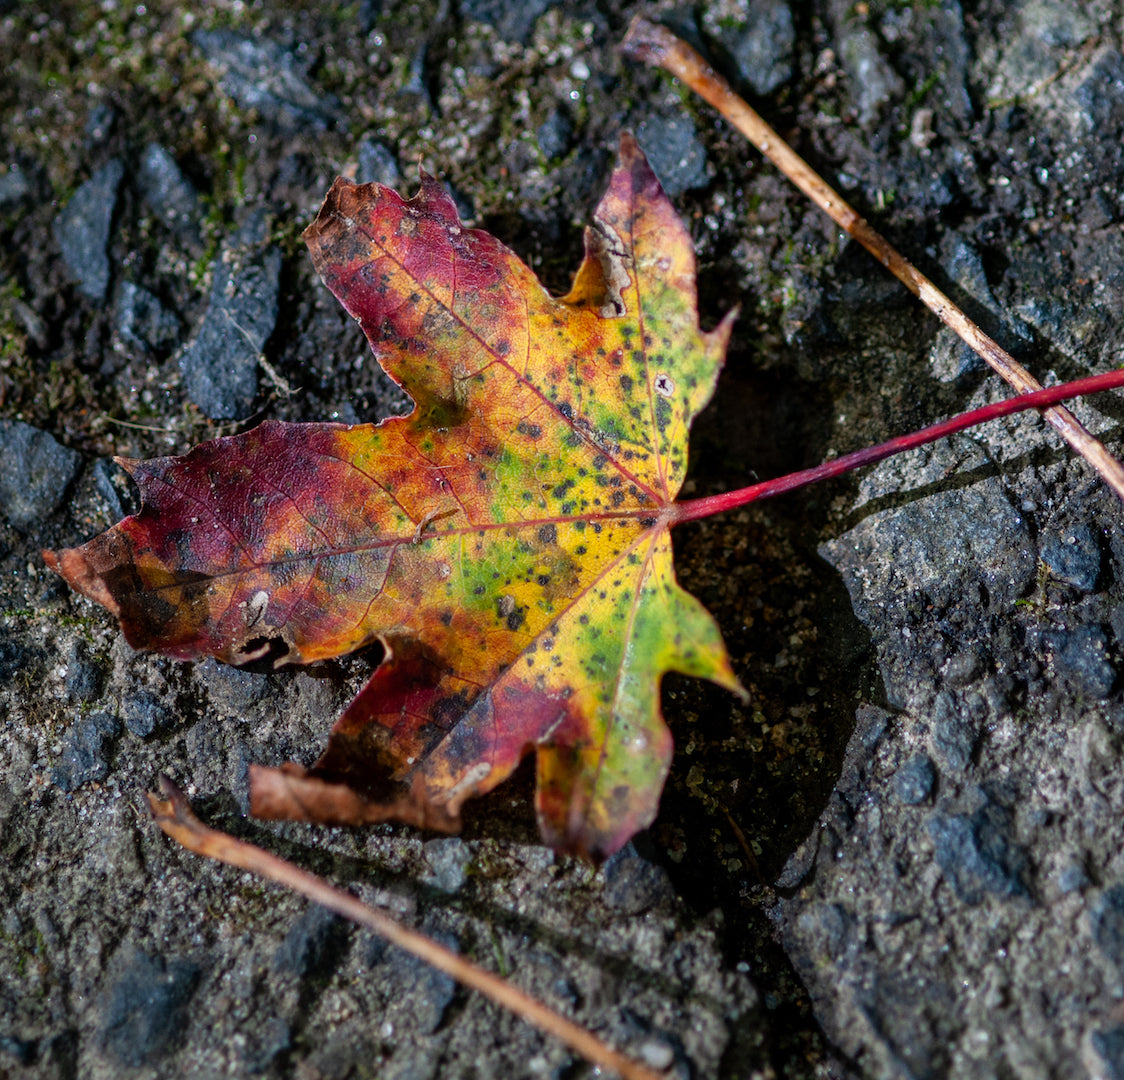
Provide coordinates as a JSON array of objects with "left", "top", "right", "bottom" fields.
[{"left": 619, "top": 15, "right": 676, "bottom": 66}]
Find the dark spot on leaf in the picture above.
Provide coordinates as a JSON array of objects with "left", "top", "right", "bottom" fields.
[
  {"left": 506, "top": 607, "right": 526, "bottom": 631},
  {"left": 516, "top": 420, "right": 542, "bottom": 439},
  {"left": 538, "top": 524, "right": 557, "bottom": 544},
  {"left": 558, "top": 402, "right": 573, "bottom": 420},
  {"left": 619, "top": 374, "right": 633, "bottom": 391}
]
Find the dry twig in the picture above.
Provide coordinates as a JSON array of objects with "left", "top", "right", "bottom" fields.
[
  {"left": 147, "top": 778, "right": 666, "bottom": 1080},
  {"left": 620, "top": 16, "right": 1124, "bottom": 502}
]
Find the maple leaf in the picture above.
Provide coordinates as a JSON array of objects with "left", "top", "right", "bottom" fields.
[{"left": 45, "top": 134, "right": 744, "bottom": 859}]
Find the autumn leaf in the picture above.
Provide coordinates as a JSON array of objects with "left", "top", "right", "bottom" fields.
[{"left": 46, "top": 134, "right": 744, "bottom": 859}]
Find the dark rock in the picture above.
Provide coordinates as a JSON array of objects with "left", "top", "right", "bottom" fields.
[
  {"left": 927, "top": 802, "right": 1027, "bottom": 905},
  {"left": 179, "top": 211, "right": 280, "bottom": 420},
  {"left": 115, "top": 281, "right": 181, "bottom": 356},
  {"left": 1092, "top": 885, "right": 1124, "bottom": 971},
  {"left": 0, "top": 1033, "right": 36, "bottom": 1064},
  {"left": 51, "top": 711, "right": 121, "bottom": 792},
  {"left": 136, "top": 143, "right": 202, "bottom": 244},
  {"left": 65, "top": 641, "right": 103, "bottom": 704},
  {"left": 91, "top": 458, "right": 139, "bottom": 521},
  {"left": 51, "top": 158, "right": 123, "bottom": 301},
  {"left": 122, "top": 689, "right": 173, "bottom": 738},
  {"left": 191, "top": 29, "right": 338, "bottom": 132},
  {"left": 1041, "top": 524, "right": 1100, "bottom": 591},
  {"left": 273, "top": 904, "right": 348, "bottom": 978},
  {"left": 837, "top": 25, "right": 904, "bottom": 129},
  {"left": 458, "top": 0, "right": 558, "bottom": 44},
  {"left": 536, "top": 107, "right": 574, "bottom": 161},
  {"left": 633, "top": 114, "right": 709, "bottom": 197},
  {"left": 1073, "top": 50, "right": 1124, "bottom": 131},
  {"left": 0, "top": 165, "right": 30, "bottom": 208},
  {"left": 0, "top": 638, "right": 29, "bottom": 680},
  {"left": 931, "top": 692, "right": 976, "bottom": 772},
  {"left": 84, "top": 102, "right": 116, "bottom": 146},
  {"left": 357, "top": 138, "right": 402, "bottom": 187},
  {"left": 892, "top": 755, "right": 935, "bottom": 805},
  {"left": 243, "top": 1017, "right": 290, "bottom": 1075},
  {"left": 385, "top": 923, "right": 458, "bottom": 1034},
  {"left": 98, "top": 950, "right": 199, "bottom": 1067},
  {"left": 1093, "top": 1026, "right": 1124, "bottom": 1080},
  {"left": 0, "top": 420, "right": 83, "bottom": 531},
  {"left": 708, "top": 0, "right": 795, "bottom": 97},
  {"left": 1048, "top": 626, "right": 1116, "bottom": 699},
  {"left": 197, "top": 657, "right": 277, "bottom": 711},
  {"left": 944, "top": 648, "right": 985, "bottom": 688},
  {"left": 423, "top": 837, "right": 471, "bottom": 893},
  {"left": 603, "top": 840, "right": 675, "bottom": 915}
]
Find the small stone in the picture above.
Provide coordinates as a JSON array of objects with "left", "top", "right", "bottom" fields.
[
  {"left": 603, "top": 841, "right": 675, "bottom": 915},
  {"left": 1093, "top": 1026, "right": 1124, "bottom": 1080},
  {"left": 1092, "top": 885, "right": 1124, "bottom": 971},
  {"left": 179, "top": 211, "right": 280, "bottom": 420},
  {"left": 136, "top": 143, "right": 202, "bottom": 244},
  {"left": 458, "top": 0, "right": 559, "bottom": 44},
  {"left": 122, "top": 689, "right": 173, "bottom": 738},
  {"left": 51, "top": 711, "right": 121, "bottom": 793},
  {"left": 0, "top": 166, "right": 30, "bottom": 209},
  {"left": 98, "top": 950, "right": 199, "bottom": 1067},
  {"left": 423, "top": 837, "right": 471, "bottom": 893},
  {"left": 634, "top": 114, "right": 709, "bottom": 197},
  {"left": 52, "top": 158, "right": 124, "bottom": 302},
  {"left": 708, "top": 0, "right": 795, "bottom": 97},
  {"left": 927, "top": 802, "right": 1027, "bottom": 905},
  {"left": 944, "top": 648, "right": 985, "bottom": 688},
  {"left": 191, "top": 29, "right": 338, "bottom": 132},
  {"left": 838, "top": 25, "right": 904, "bottom": 129},
  {"left": 930, "top": 692, "right": 976, "bottom": 773},
  {"left": 536, "top": 108, "right": 574, "bottom": 161},
  {"left": 0, "top": 420, "right": 82, "bottom": 532},
  {"left": 91, "top": 458, "right": 138, "bottom": 521},
  {"left": 273, "top": 904, "right": 348, "bottom": 978},
  {"left": 385, "top": 922, "right": 459, "bottom": 1035},
  {"left": 1040, "top": 524, "right": 1100, "bottom": 591},
  {"left": 84, "top": 102, "right": 116, "bottom": 146},
  {"left": 892, "top": 755, "right": 935, "bottom": 805},
  {"left": 0, "top": 1033, "right": 36, "bottom": 1065},
  {"left": 65, "top": 641, "right": 104, "bottom": 704},
  {"left": 115, "top": 281, "right": 182, "bottom": 358},
  {"left": 197, "top": 657, "right": 277, "bottom": 711},
  {"left": 1049, "top": 626, "right": 1116, "bottom": 699},
  {"left": 357, "top": 138, "right": 402, "bottom": 188}
]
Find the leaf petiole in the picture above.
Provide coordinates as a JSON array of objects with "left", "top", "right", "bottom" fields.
[{"left": 671, "top": 369, "right": 1124, "bottom": 524}]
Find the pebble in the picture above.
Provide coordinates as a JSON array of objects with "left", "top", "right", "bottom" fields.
[
  {"left": 1048, "top": 626, "right": 1116, "bottom": 699},
  {"left": 98, "top": 950, "right": 200, "bottom": 1067},
  {"left": 122, "top": 689, "right": 173, "bottom": 738},
  {"left": 837, "top": 25, "right": 904, "bottom": 129},
  {"left": 1092, "top": 885, "right": 1124, "bottom": 971},
  {"left": 603, "top": 840, "right": 675, "bottom": 915},
  {"left": 1092, "top": 1026, "right": 1124, "bottom": 1080},
  {"left": 458, "top": 0, "right": 558, "bottom": 44},
  {"left": 357, "top": 138, "right": 402, "bottom": 188},
  {"left": 0, "top": 420, "right": 83, "bottom": 532},
  {"left": 1040, "top": 524, "right": 1100, "bottom": 591},
  {"left": 136, "top": 143, "right": 203, "bottom": 245},
  {"left": 536, "top": 107, "right": 574, "bottom": 161},
  {"left": 52, "top": 158, "right": 124, "bottom": 302},
  {"left": 708, "top": 0, "right": 795, "bottom": 96},
  {"left": 423, "top": 837, "right": 471, "bottom": 894},
  {"left": 114, "top": 281, "right": 182, "bottom": 358},
  {"left": 273, "top": 904, "right": 347, "bottom": 977},
  {"left": 927, "top": 802, "right": 1027, "bottom": 905},
  {"left": 178, "top": 211, "right": 281, "bottom": 420},
  {"left": 191, "top": 29, "right": 337, "bottom": 132},
  {"left": 384, "top": 922, "right": 459, "bottom": 1035},
  {"left": 892, "top": 755, "right": 936, "bottom": 806},
  {"left": 65, "top": 641, "right": 104, "bottom": 704},
  {"left": 0, "top": 165, "right": 30, "bottom": 209},
  {"left": 634, "top": 114, "right": 709, "bottom": 197},
  {"left": 51, "top": 712, "right": 121, "bottom": 793}
]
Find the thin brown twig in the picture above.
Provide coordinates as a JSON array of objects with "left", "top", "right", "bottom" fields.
[
  {"left": 620, "top": 17, "right": 1124, "bottom": 503},
  {"left": 147, "top": 778, "right": 665, "bottom": 1080}
]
